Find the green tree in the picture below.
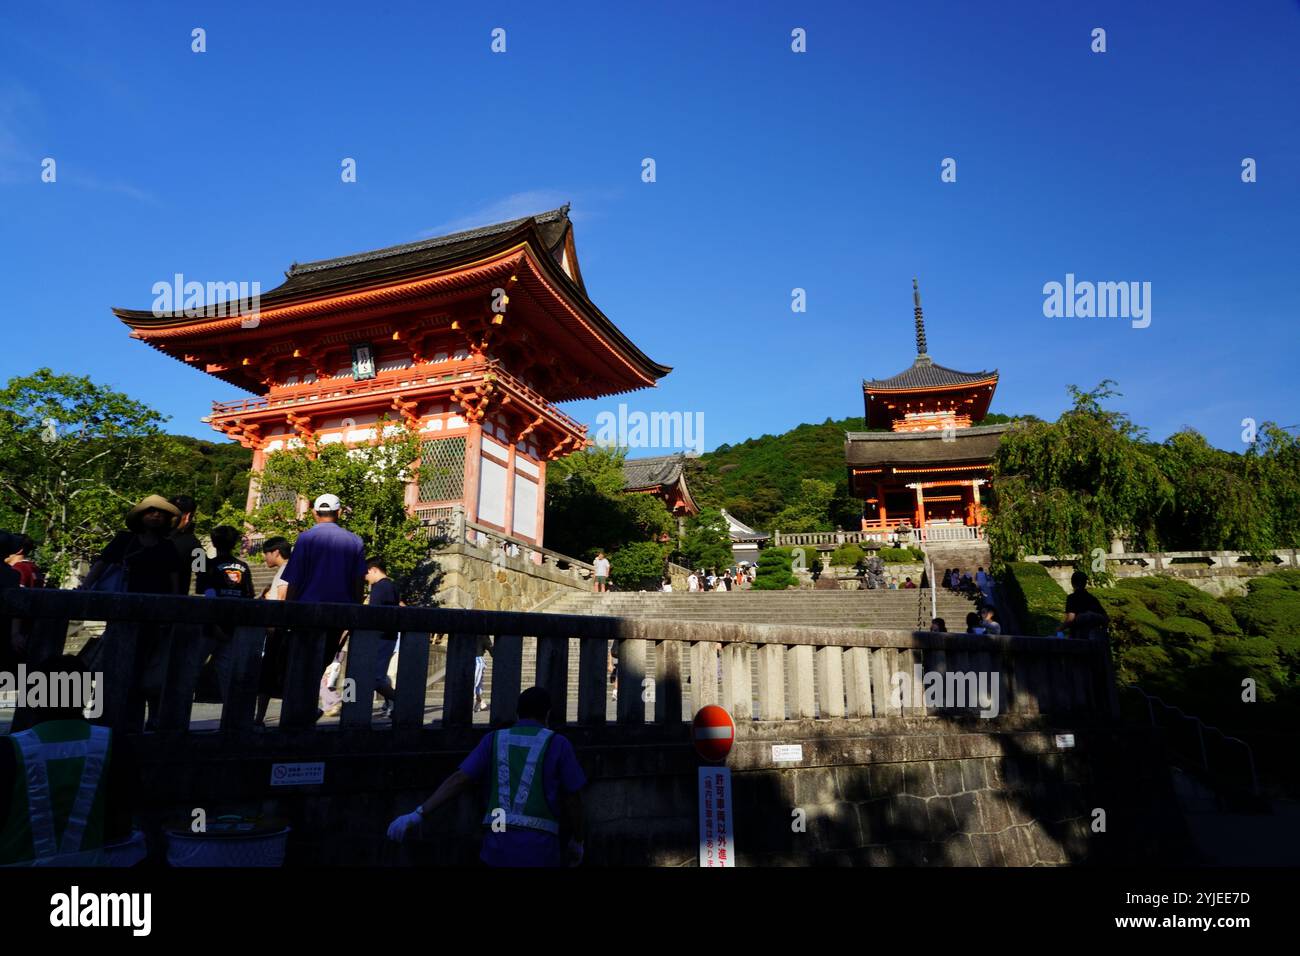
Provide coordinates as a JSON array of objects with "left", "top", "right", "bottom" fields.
[
  {"left": 544, "top": 446, "right": 672, "bottom": 560},
  {"left": 680, "top": 507, "right": 733, "bottom": 571},
  {"left": 1154, "top": 430, "right": 1274, "bottom": 555},
  {"left": 610, "top": 540, "right": 668, "bottom": 591},
  {"left": 233, "top": 420, "right": 427, "bottom": 583},
  {"left": 1248, "top": 424, "right": 1300, "bottom": 549},
  {"left": 987, "top": 381, "right": 1174, "bottom": 564},
  {"left": 771, "top": 478, "right": 836, "bottom": 533},
  {"left": 0, "top": 369, "right": 181, "bottom": 584},
  {"left": 752, "top": 547, "right": 797, "bottom": 590},
  {"left": 151, "top": 435, "right": 252, "bottom": 536}
]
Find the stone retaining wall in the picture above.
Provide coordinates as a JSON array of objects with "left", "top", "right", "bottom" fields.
[
  {"left": 434, "top": 544, "right": 591, "bottom": 611},
  {"left": 124, "top": 719, "right": 1190, "bottom": 867}
]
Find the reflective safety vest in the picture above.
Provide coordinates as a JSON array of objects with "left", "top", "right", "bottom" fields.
[
  {"left": 0, "top": 721, "right": 113, "bottom": 866},
  {"left": 482, "top": 724, "right": 559, "bottom": 835}
]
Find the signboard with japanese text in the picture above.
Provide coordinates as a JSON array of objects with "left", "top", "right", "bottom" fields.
[
  {"left": 270, "top": 762, "right": 325, "bottom": 786},
  {"left": 351, "top": 342, "right": 376, "bottom": 380},
  {"left": 698, "top": 766, "right": 735, "bottom": 867}
]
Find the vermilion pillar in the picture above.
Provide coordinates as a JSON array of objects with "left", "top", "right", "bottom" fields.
[{"left": 463, "top": 421, "right": 483, "bottom": 525}]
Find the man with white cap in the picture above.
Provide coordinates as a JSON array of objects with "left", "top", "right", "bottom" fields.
[{"left": 280, "top": 494, "right": 368, "bottom": 714}]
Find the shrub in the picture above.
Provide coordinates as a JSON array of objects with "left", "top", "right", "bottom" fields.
[
  {"left": 829, "top": 543, "right": 865, "bottom": 567},
  {"left": 1098, "top": 591, "right": 1164, "bottom": 647},
  {"left": 1118, "top": 645, "right": 1172, "bottom": 684},
  {"left": 1230, "top": 584, "right": 1300, "bottom": 675},
  {"left": 753, "top": 547, "right": 797, "bottom": 590},
  {"left": 1115, "top": 576, "right": 1242, "bottom": 635},
  {"left": 1246, "top": 568, "right": 1300, "bottom": 594},
  {"left": 1000, "top": 562, "right": 1066, "bottom": 636},
  {"left": 878, "top": 546, "right": 924, "bottom": 563},
  {"left": 610, "top": 541, "right": 667, "bottom": 591}
]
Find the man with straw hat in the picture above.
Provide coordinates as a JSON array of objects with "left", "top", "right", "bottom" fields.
[{"left": 81, "top": 495, "right": 187, "bottom": 729}]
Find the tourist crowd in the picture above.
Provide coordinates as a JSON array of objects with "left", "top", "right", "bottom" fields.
[{"left": 0, "top": 491, "right": 403, "bottom": 729}]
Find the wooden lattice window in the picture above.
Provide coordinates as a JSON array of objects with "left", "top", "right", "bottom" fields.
[{"left": 418, "top": 436, "right": 466, "bottom": 502}]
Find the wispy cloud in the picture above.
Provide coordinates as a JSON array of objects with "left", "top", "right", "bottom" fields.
[
  {"left": 418, "top": 190, "right": 573, "bottom": 238},
  {"left": 0, "top": 81, "right": 159, "bottom": 203},
  {"left": 418, "top": 187, "right": 625, "bottom": 239}
]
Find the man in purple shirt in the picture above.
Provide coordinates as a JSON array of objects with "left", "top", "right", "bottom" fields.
[
  {"left": 387, "top": 687, "right": 587, "bottom": 866},
  {"left": 281, "top": 494, "right": 367, "bottom": 605},
  {"left": 280, "top": 494, "right": 368, "bottom": 693}
]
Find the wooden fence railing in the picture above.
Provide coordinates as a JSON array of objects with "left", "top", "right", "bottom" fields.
[{"left": 1, "top": 589, "right": 1119, "bottom": 738}]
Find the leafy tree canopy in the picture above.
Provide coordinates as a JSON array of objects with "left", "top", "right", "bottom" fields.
[
  {"left": 680, "top": 507, "right": 733, "bottom": 571},
  {"left": 0, "top": 369, "right": 179, "bottom": 584},
  {"left": 544, "top": 445, "right": 673, "bottom": 561},
  {"left": 225, "top": 421, "right": 427, "bottom": 585}
]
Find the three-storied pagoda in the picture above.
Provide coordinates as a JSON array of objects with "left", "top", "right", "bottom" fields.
[
  {"left": 115, "top": 206, "right": 670, "bottom": 546},
  {"left": 846, "top": 280, "right": 1006, "bottom": 537}
]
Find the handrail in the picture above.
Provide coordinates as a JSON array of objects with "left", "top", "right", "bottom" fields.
[
  {"left": 3, "top": 587, "right": 1115, "bottom": 737},
  {"left": 1121, "top": 685, "right": 1261, "bottom": 798},
  {"left": 461, "top": 519, "right": 595, "bottom": 573},
  {"left": 209, "top": 358, "right": 590, "bottom": 440}
]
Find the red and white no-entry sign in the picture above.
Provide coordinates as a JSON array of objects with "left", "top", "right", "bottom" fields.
[{"left": 692, "top": 705, "right": 735, "bottom": 763}]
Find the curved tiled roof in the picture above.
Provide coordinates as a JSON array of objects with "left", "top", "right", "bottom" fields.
[
  {"left": 845, "top": 423, "right": 1010, "bottom": 467},
  {"left": 864, "top": 359, "right": 998, "bottom": 391},
  {"left": 621, "top": 453, "right": 687, "bottom": 490}
]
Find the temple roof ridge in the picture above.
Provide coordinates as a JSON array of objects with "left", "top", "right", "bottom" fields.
[{"left": 287, "top": 205, "right": 571, "bottom": 278}]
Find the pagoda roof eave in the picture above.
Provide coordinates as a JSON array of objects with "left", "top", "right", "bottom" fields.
[
  {"left": 113, "top": 213, "right": 570, "bottom": 326},
  {"left": 862, "top": 369, "right": 999, "bottom": 393},
  {"left": 845, "top": 424, "right": 1011, "bottom": 469},
  {"left": 113, "top": 210, "right": 669, "bottom": 387},
  {"left": 115, "top": 219, "right": 671, "bottom": 399}
]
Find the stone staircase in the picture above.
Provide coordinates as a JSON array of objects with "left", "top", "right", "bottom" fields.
[
  {"left": 547, "top": 588, "right": 977, "bottom": 630},
  {"left": 921, "top": 541, "right": 993, "bottom": 581}
]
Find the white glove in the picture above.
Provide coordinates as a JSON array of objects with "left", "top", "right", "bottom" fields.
[
  {"left": 566, "top": 839, "right": 584, "bottom": 867},
  {"left": 387, "top": 809, "right": 423, "bottom": 842}
]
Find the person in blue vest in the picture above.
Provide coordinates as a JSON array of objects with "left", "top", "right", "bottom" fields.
[
  {"left": 0, "top": 655, "right": 138, "bottom": 865},
  {"left": 387, "top": 686, "right": 586, "bottom": 866}
]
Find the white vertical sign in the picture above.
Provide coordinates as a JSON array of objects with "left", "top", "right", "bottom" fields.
[{"left": 698, "top": 766, "right": 735, "bottom": 867}]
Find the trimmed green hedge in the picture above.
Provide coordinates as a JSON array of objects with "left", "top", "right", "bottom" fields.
[
  {"left": 878, "top": 546, "right": 925, "bottom": 563},
  {"left": 1000, "top": 562, "right": 1066, "bottom": 636},
  {"left": 753, "top": 547, "right": 797, "bottom": 590},
  {"left": 829, "top": 543, "right": 865, "bottom": 567}
]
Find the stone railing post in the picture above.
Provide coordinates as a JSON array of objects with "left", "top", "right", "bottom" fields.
[
  {"left": 720, "top": 643, "right": 752, "bottom": 720},
  {"left": 816, "top": 645, "right": 845, "bottom": 718},
  {"left": 756, "top": 644, "right": 785, "bottom": 720},
  {"left": 787, "top": 644, "right": 816, "bottom": 718},
  {"left": 655, "top": 638, "right": 684, "bottom": 724},
  {"left": 844, "top": 646, "right": 872, "bottom": 717},
  {"left": 690, "top": 642, "right": 720, "bottom": 707}
]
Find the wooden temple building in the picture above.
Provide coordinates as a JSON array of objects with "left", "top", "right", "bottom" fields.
[
  {"left": 115, "top": 206, "right": 669, "bottom": 547},
  {"left": 845, "top": 280, "right": 1007, "bottom": 540},
  {"left": 620, "top": 453, "right": 699, "bottom": 525}
]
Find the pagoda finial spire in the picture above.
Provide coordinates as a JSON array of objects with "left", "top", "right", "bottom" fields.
[{"left": 912, "top": 277, "right": 931, "bottom": 365}]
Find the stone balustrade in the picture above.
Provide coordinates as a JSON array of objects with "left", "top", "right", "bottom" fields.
[{"left": 2, "top": 588, "right": 1118, "bottom": 739}]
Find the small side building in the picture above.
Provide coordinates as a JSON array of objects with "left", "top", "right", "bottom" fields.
[
  {"left": 720, "top": 508, "right": 770, "bottom": 566},
  {"left": 621, "top": 453, "right": 699, "bottom": 537}
]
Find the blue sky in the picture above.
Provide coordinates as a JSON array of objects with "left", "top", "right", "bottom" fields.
[{"left": 2, "top": 0, "right": 1297, "bottom": 454}]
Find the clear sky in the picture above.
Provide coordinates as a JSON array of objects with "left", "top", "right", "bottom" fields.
[{"left": 2, "top": 0, "right": 1297, "bottom": 454}]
